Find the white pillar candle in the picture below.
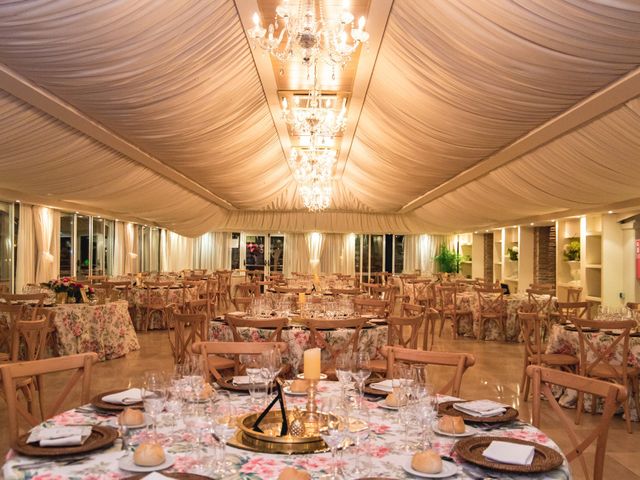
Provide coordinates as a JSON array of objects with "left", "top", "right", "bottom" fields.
[{"left": 303, "top": 348, "right": 321, "bottom": 380}]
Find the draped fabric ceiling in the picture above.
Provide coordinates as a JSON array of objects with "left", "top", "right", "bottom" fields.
[{"left": 0, "top": 0, "right": 639, "bottom": 236}]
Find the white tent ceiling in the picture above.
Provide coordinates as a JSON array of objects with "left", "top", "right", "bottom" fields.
[{"left": 0, "top": 0, "right": 639, "bottom": 235}]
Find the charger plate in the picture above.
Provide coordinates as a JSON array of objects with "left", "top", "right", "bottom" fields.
[
  {"left": 438, "top": 401, "right": 518, "bottom": 424},
  {"left": 14, "top": 426, "right": 117, "bottom": 457},
  {"left": 455, "top": 436, "right": 563, "bottom": 473},
  {"left": 127, "top": 474, "right": 210, "bottom": 480},
  {"left": 91, "top": 389, "right": 143, "bottom": 412}
]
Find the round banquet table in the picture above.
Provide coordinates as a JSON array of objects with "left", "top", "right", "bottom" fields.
[
  {"left": 130, "top": 285, "right": 198, "bottom": 330},
  {"left": 2, "top": 381, "right": 571, "bottom": 479},
  {"left": 209, "top": 318, "right": 388, "bottom": 374},
  {"left": 546, "top": 323, "right": 640, "bottom": 420},
  {"left": 0, "top": 300, "right": 139, "bottom": 362}
]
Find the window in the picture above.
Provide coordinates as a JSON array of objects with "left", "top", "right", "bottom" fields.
[
  {"left": 104, "top": 219, "right": 114, "bottom": 276},
  {"left": 0, "top": 202, "right": 14, "bottom": 292},
  {"left": 59, "top": 213, "right": 74, "bottom": 278},
  {"left": 76, "top": 215, "right": 90, "bottom": 279},
  {"left": 231, "top": 232, "right": 240, "bottom": 269},
  {"left": 394, "top": 235, "right": 405, "bottom": 274},
  {"left": 92, "top": 217, "right": 105, "bottom": 275},
  {"left": 371, "top": 234, "right": 384, "bottom": 273}
]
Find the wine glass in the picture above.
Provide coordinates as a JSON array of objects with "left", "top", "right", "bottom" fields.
[
  {"left": 240, "top": 354, "right": 264, "bottom": 408},
  {"left": 352, "top": 351, "right": 371, "bottom": 407},
  {"left": 212, "top": 391, "right": 237, "bottom": 475},
  {"left": 416, "top": 390, "right": 439, "bottom": 449},
  {"left": 142, "top": 371, "right": 167, "bottom": 439},
  {"left": 346, "top": 405, "right": 370, "bottom": 477},
  {"left": 397, "top": 385, "right": 417, "bottom": 452},
  {"left": 319, "top": 398, "right": 349, "bottom": 480},
  {"left": 335, "top": 351, "right": 354, "bottom": 396},
  {"left": 261, "top": 346, "right": 282, "bottom": 397}
]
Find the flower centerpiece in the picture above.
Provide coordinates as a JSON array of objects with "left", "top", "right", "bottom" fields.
[
  {"left": 507, "top": 246, "right": 518, "bottom": 261},
  {"left": 47, "top": 278, "right": 93, "bottom": 303}
]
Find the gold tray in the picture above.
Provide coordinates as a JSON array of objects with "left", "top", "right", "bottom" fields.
[{"left": 232, "top": 410, "right": 332, "bottom": 455}]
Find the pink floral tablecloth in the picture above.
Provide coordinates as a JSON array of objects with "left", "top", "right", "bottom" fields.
[
  {"left": 3, "top": 382, "right": 570, "bottom": 479},
  {"left": 209, "top": 320, "right": 387, "bottom": 374}
]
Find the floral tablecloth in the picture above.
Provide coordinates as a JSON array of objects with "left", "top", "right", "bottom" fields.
[
  {"left": 209, "top": 320, "right": 387, "bottom": 374},
  {"left": 546, "top": 323, "right": 640, "bottom": 420},
  {"left": 130, "top": 286, "right": 198, "bottom": 330},
  {"left": 456, "top": 293, "right": 557, "bottom": 343},
  {"left": 2, "top": 381, "right": 571, "bottom": 480},
  {"left": 0, "top": 300, "right": 139, "bottom": 362}
]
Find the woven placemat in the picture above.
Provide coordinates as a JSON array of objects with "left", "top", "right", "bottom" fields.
[
  {"left": 438, "top": 401, "right": 519, "bottom": 423},
  {"left": 563, "top": 326, "right": 599, "bottom": 333},
  {"left": 91, "top": 390, "right": 143, "bottom": 412},
  {"left": 217, "top": 376, "right": 271, "bottom": 393},
  {"left": 14, "top": 426, "right": 118, "bottom": 457},
  {"left": 454, "top": 436, "right": 563, "bottom": 473}
]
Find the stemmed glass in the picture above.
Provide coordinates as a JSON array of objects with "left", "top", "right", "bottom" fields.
[
  {"left": 240, "top": 354, "right": 264, "bottom": 409},
  {"left": 142, "top": 371, "right": 167, "bottom": 439},
  {"left": 261, "top": 346, "right": 282, "bottom": 397},
  {"left": 335, "top": 351, "right": 354, "bottom": 397},
  {"left": 397, "top": 385, "right": 418, "bottom": 452},
  {"left": 319, "top": 398, "right": 349, "bottom": 480},
  {"left": 416, "top": 389, "right": 439, "bottom": 449},
  {"left": 352, "top": 351, "right": 371, "bottom": 407},
  {"left": 346, "top": 404, "right": 370, "bottom": 477},
  {"left": 212, "top": 390, "right": 237, "bottom": 475}
]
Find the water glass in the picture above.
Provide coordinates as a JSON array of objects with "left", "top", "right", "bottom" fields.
[
  {"left": 352, "top": 351, "right": 371, "bottom": 407},
  {"left": 319, "top": 398, "right": 349, "bottom": 480},
  {"left": 142, "top": 371, "right": 167, "bottom": 438},
  {"left": 345, "top": 406, "right": 370, "bottom": 477},
  {"left": 212, "top": 391, "right": 237, "bottom": 475},
  {"left": 335, "top": 351, "right": 354, "bottom": 394}
]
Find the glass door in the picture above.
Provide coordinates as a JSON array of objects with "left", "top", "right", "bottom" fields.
[
  {"left": 269, "top": 235, "right": 285, "bottom": 274},
  {"left": 244, "top": 234, "right": 266, "bottom": 272}
]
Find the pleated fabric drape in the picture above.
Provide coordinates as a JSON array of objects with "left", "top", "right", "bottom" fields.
[
  {"left": 283, "top": 233, "right": 309, "bottom": 277},
  {"left": 33, "top": 206, "right": 56, "bottom": 283},
  {"left": 403, "top": 234, "right": 455, "bottom": 275},
  {"left": 15, "top": 204, "right": 35, "bottom": 292},
  {"left": 123, "top": 223, "right": 138, "bottom": 274},
  {"left": 112, "top": 221, "right": 125, "bottom": 276},
  {"left": 320, "top": 233, "right": 355, "bottom": 275}
]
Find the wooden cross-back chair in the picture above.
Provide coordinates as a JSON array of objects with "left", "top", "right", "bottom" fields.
[
  {"left": 382, "top": 346, "right": 475, "bottom": 397},
  {"left": 303, "top": 317, "right": 366, "bottom": 378},
  {"left": 235, "top": 282, "right": 258, "bottom": 299},
  {"left": 187, "top": 298, "right": 211, "bottom": 320},
  {"left": 191, "top": 341, "right": 287, "bottom": 382},
  {"left": 140, "top": 281, "right": 173, "bottom": 331},
  {"left": 103, "top": 280, "right": 131, "bottom": 302},
  {"left": 400, "top": 303, "right": 432, "bottom": 350},
  {"left": 1, "top": 352, "right": 98, "bottom": 446},
  {"left": 87, "top": 275, "right": 107, "bottom": 285},
  {"left": 370, "top": 312, "right": 423, "bottom": 376},
  {"left": 166, "top": 308, "right": 208, "bottom": 365},
  {"left": 370, "top": 285, "right": 396, "bottom": 316},
  {"left": 205, "top": 277, "right": 218, "bottom": 318},
  {"left": 437, "top": 286, "right": 471, "bottom": 339},
  {"left": 353, "top": 297, "right": 388, "bottom": 318},
  {"left": 573, "top": 318, "right": 640, "bottom": 433},
  {"left": 225, "top": 315, "right": 287, "bottom": 343},
  {"left": 233, "top": 296, "right": 253, "bottom": 312},
  {"left": 215, "top": 270, "right": 232, "bottom": 308},
  {"left": 181, "top": 280, "right": 204, "bottom": 313},
  {"left": 527, "top": 365, "right": 627, "bottom": 480},
  {"left": 476, "top": 287, "right": 507, "bottom": 341},
  {"left": 557, "top": 301, "right": 591, "bottom": 325},
  {"left": 0, "top": 304, "right": 24, "bottom": 360},
  {"left": 274, "top": 286, "right": 306, "bottom": 294},
  {"left": 0, "top": 293, "right": 47, "bottom": 310},
  {"left": 518, "top": 310, "right": 578, "bottom": 399},
  {"left": 566, "top": 286, "right": 583, "bottom": 302},
  {"left": 526, "top": 288, "right": 555, "bottom": 332}
]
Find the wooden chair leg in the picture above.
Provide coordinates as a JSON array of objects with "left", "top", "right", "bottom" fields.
[
  {"left": 575, "top": 390, "right": 584, "bottom": 425},
  {"left": 623, "top": 393, "right": 632, "bottom": 434},
  {"left": 438, "top": 313, "right": 446, "bottom": 337}
]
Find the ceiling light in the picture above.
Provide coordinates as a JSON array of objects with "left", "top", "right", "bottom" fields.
[
  {"left": 530, "top": 222, "right": 534, "bottom": 226},
  {"left": 608, "top": 210, "right": 613, "bottom": 214},
  {"left": 282, "top": 85, "right": 347, "bottom": 137},
  {"left": 248, "top": 0, "right": 368, "bottom": 75},
  {"left": 299, "top": 179, "right": 331, "bottom": 212}
]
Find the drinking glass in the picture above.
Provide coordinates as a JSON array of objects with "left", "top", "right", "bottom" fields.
[
  {"left": 397, "top": 385, "right": 416, "bottom": 452},
  {"left": 212, "top": 391, "right": 237, "bottom": 475},
  {"left": 416, "top": 391, "right": 438, "bottom": 449},
  {"left": 261, "top": 346, "right": 282, "bottom": 397},
  {"left": 352, "top": 351, "right": 371, "bottom": 407},
  {"left": 319, "top": 398, "right": 349, "bottom": 480},
  {"left": 335, "top": 351, "right": 354, "bottom": 396},
  {"left": 346, "top": 405, "right": 370, "bottom": 477},
  {"left": 240, "top": 354, "right": 264, "bottom": 408},
  {"left": 142, "top": 371, "right": 167, "bottom": 438}
]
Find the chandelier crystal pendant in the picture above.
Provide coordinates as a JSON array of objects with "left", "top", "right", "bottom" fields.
[
  {"left": 248, "top": 0, "right": 368, "bottom": 72},
  {"left": 289, "top": 133, "right": 336, "bottom": 212},
  {"left": 282, "top": 86, "right": 347, "bottom": 137},
  {"left": 299, "top": 179, "right": 332, "bottom": 212}
]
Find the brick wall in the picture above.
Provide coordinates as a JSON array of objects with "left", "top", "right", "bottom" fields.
[
  {"left": 483, "top": 233, "right": 493, "bottom": 282},
  {"left": 534, "top": 226, "right": 556, "bottom": 285}
]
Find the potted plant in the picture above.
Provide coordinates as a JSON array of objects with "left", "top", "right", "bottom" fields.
[
  {"left": 434, "top": 244, "right": 461, "bottom": 273},
  {"left": 506, "top": 246, "right": 518, "bottom": 261},
  {"left": 563, "top": 239, "right": 581, "bottom": 282}
]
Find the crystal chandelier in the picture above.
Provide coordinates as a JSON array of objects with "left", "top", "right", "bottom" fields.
[
  {"left": 248, "top": 0, "right": 369, "bottom": 72},
  {"left": 299, "top": 179, "right": 332, "bottom": 212},
  {"left": 289, "top": 134, "right": 336, "bottom": 212},
  {"left": 282, "top": 86, "right": 347, "bottom": 137}
]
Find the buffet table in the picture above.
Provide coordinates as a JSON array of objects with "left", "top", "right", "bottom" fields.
[
  {"left": 0, "top": 300, "right": 139, "bottom": 362},
  {"left": 2, "top": 381, "right": 571, "bottom": 479},
  {"left": 209, "top": 318, "right": 387, "bottom": 374}
]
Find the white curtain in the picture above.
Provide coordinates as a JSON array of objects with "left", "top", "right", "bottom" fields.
[
  {"left": 33, "top": 206, "right": 55, "bottom": 283},
  {"left": 305, "top": 232, "right": 325, "bottom": 276},
  {"left": 16, "top": 204, "right": 35, "bottom": 291},
  {"left": 284, "top": 233, "right": 309, "bottom": 276},
  {"left": 212, "top": 232, "right": 231, "bottom": 270},
  {"left": 320, "top": 233, "right": 355, "bottom": 274},
  {"left": 403, "top": 234, "right": 455, "bottom": 275},
  {"left": 51, "top": 210, "right": 60, "bottom": 280},
  {"left": 112, "top": 221, "right": 125, "bottom": 276},
  {"left": 160, "top": 229, "right": 169, "bottom": 272},
  {"left": 123, "top": 222, "right": 137, "bottom": 274},
  {"left": 166, "top": 231, "right": 194, "bottom": 272}
]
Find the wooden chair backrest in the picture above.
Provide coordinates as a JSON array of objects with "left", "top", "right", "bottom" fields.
[
  {"left": 274, "top": 286, "right": 306, "bottom": 294},
  {"left": 103, "top": 281, "right": 132, "bottom": 302},
  {"left": 143, "top": 281, "right": 173, "bottom": 306},
  {"left": 567, "top": 286, "right": 583, "bottom": 302},
  {"left": 573, "top": 318, "right": 636, "bottom": 381},
  {"left": 527, "top": 365, "right": 627, "bottom": 480},
  {"left": 0, "top": 352, "right": 98, "bottom": 445},
  {"left": 233, "top": 296, "right": 252, "bottom": 312},
  {"left": 476, "top": 287, "right": 505, "bottom": 316},
  {"left": 386, "top": 314, "right": 423, "bottom": 349},
  {"left": 87, "top": 275, "right": 107, "bottom": 285},
  {"left": 530, "top": 283, "right": 555, "bottom": 291},
  {"left": 519, "top": 310, "right": 544, "bottom": 365},
  {"left": 557, "top": 301, "right": 591, "bottom": 324},
  {"left": 382, "top": 346, "right": 475, "bottom": 397},
  {"left": 236, "top": 282, "right": 258, "bottom": 297},
  {"left": 526, "top": 289, "right": 554, "bottom": 315},
  {"left": 216, "top": 271, "right": 232, "bottom": 293},
  {"left": 401, "top": 303, "right": 425, "bottom": 318},
  {"left": 0, "top": 304, "right": 24, "bottom": 355},
  {"left": 225, "top": 315, "right": 287, "bottom": 342},
  {"left": 353, "top": 297, "right": 388, "bottom": 317},
  {"left": 437, "top": 285, "right": 459, "bottom": 311},
  {"left": 187, "top": 298, "right": 210, "bottom": 318},
  {"left": 330, "top": 287, "right": 360, "bottom": 296},
  {"left": 0, "top": 293, "right": 46, "bottom": 308},
  {"left": 191, "top": 341, "right": 288, "bottom": 381},
  {"left": 167, "top": 309, "right": 208, "bottom": 365},
  {"left": 303, "top": 317, "right": 366, "bottom": 369},
  {"left": 11, "top": 316, "right": 50, "bottom": 363}
]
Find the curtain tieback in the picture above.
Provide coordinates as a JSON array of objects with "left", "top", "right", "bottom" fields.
[{"left": 40, "top": 252, "right": 54, "bottom": 263}]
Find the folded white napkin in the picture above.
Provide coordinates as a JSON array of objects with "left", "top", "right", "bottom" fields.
[
  {"left": 453, "top": 400, "right": 507, "bottom": 417},
  {"left": 227, "top": 311, "right": 246, "bottom": 316},
  {"left": 232, "top": 375, "right": 251, "bottom": 385},
  {"left": 101, "top": 388, "right": 143, "bottom": 405},
  {"left": 483, "top": 440, "right": 535, "bottom": 466},
  {"left": 369, "top": 380, "right": 394, "bottom": 392},
  {"left": 27, "top": 426, "right": 92, "bottom": 447}
]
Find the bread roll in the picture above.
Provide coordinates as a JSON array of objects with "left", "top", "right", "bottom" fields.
[
  {"left": 133, "top": 442, "right": 166, "bottom": 467},
  {"left": 119, "top": 407, "right": 145, "bottom": 426},
  {"left": 199, "top": 382, "right": 214, "bottom": 400},
  {"left": 277, "top": 466, "right": 311, "bottom": 480},
  {"left": 437, "top": 414, "right": 465, "bottom": 434},
  {"left": 411, "top": 450, "right": 442, "bottom": 474},
  {"left": 290, "top": 379, "right": 309, "bottom": 393},
  {"left": 385, "top": 392, "right": 406, "bottom": 407}
]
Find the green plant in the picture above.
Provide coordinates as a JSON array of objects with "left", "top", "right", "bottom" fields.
[
  {"left": 507, "top": 246, "right": 518, "bottom": 261},
  {"left": 434, "top": 244, "right": 461, "bottom": 273},
  {"left": 563, "top": 239, "right": 580, "bottom": 261}
]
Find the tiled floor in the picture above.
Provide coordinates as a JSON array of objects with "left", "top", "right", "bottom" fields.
[{"left": 1, "top": 326, "right": 639, "bottom": 479}]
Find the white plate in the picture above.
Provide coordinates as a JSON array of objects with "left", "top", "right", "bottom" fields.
[
  {"left": 296, "top": 373, "right": 328, "bottom": 380},
  {"left": 283, "top": 386, "right": 307, "bottom": 396},
  {"left": 431, "top": 421, "right": 476, "bottom": 437},
  {"left": 118, "top": 453, "right": 175, "bottom": 472},
  {"left": 402, "top": 457, "right": 458, "bottom": 478},
  {"left": 377, "top": 400, "right": 399, "bottom": 410}
]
